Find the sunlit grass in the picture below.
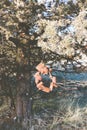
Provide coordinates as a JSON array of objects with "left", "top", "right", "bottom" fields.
[{"left": 49, "top": 93, "right": 87, "bottom": 130}]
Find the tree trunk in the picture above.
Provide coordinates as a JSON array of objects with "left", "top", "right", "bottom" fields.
[
  {"left": 16, "top": 79, "right": 25, "bottom": 122},
  {"left": 16, "top": 95, "right": 23, "bottom": 123}
]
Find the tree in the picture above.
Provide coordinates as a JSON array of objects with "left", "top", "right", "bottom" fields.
[
  {"left": 0, "top": 0, "right": 87, "bottom": 122},
  {"left": 0, "top": 0, "right": 45, "bottom": 121}
]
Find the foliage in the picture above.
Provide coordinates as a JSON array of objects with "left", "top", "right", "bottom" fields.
[
  {"left": 0, "top": 0, "right": 87, "bottom": 77},
  {"left": 37, "top": 0, "right": 87, "bottom": 67}
]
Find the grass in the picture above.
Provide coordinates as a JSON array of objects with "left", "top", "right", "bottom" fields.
[
  {"left": 0, "top": 80, "right": 87, "bottom": 130},
  {"left": 32, "top": 81, "right": 87, "bottom": 130}
]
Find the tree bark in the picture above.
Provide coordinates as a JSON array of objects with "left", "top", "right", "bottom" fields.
[{"left": 16, "top": 95, "right": 23, "bottom": 122}]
